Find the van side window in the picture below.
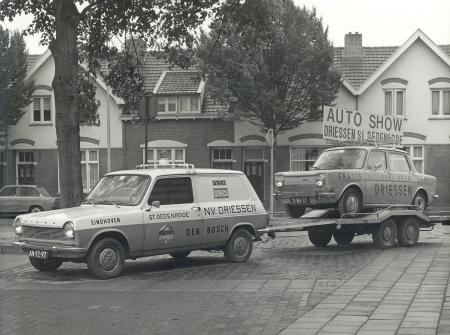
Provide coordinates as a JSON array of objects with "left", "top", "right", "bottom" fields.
[
  {"left": 388, "top": 153, "right": 411, "bottom": 172},
  {"left": 148, "top": 177, "right": 193, "bottom": 205},
  {"left": 366, "top": 151, "right": 387, "bottom": 170}
]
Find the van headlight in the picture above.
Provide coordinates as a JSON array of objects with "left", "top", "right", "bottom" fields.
[
  {"left": 315, "top": 174, "right": 326, "bottom": 187},
  {"left": 63, "top": 221, "right": 75, "bottom": 239},
  {"left": 275, "top": 175, "right": 285, "bottom": 188},
  {"left": 13, "top": 218, "right": 23, "bottom": 235}
]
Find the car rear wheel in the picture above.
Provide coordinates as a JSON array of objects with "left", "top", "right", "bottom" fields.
[
  {"left": 29, "top": 257, "right": 63, "bottom": 271},
  {"left": 397, "top": 217, "right": 420, "bottom": 247},
  {"left": 338, "top": 188, "right": 362, "bottom": 215},
  {"left": 285, "top": 204, "right": 306, "bottom": 218},
  {"left": 169, "top": 250, "right": 191, "bottom": 259},
  {"left": 372, "top": 218, "right": 398, "bottom": 249},
  {"left": 87, "top": 238, "right": 125, "bottom": 279},
  {"left": 224, "top": 228, "right": 253, "bottom": 262},
  {"left": 29, "top": 206, "right": 43, "bottom": 213},
  {"left": 308, "top": 230, "right": 332, "bottom": 247},
  {"left": 412, "top": 191, "right": 427, "bottom": 210},
  {"left": 333, "top": 231, "right": 354, "bottom": 245}
]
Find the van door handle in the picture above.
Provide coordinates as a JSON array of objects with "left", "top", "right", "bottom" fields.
[{"left": 191, "top": 206, "right": 201, "bottom": 211}]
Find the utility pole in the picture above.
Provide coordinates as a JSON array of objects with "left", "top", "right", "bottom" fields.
[
  {"left": 265, "top": 129, "right": 274, "bottom": 216},
  {"left": 106, "top": 86, "right": 111, "bottom": 172}
]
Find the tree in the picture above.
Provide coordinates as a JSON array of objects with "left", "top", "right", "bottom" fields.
[
  {"left": 196, "top": 0, "right": 341, "bottom": 139},
  {"left": 0, "top": 0, "right": 220, "bottom": 208}
]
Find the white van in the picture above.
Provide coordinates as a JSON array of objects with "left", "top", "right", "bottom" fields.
[{"left": 14, "top": 166, "right": 268, "bottom": 279}]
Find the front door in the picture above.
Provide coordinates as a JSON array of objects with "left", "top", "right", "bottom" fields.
[
  {"left": 143, "top": 176, "right": 203, "bottom": 252},
  {"left": 244, "top": 162, "right": 264, "bottom": 201},
  {"left": 18, "top": 164, "right": 35, "bottom": 185}
]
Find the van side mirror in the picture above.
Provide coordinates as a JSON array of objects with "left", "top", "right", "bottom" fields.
[{"left": 151, "top": 200, "right": 160, "bottom": 208}]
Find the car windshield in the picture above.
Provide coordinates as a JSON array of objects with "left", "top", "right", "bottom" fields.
[
  {"left": 85, "top": 174, "right": 151, "bottom": 206},
  {"left": 313, "top": 149, "right": 367, "bottom": 170}
]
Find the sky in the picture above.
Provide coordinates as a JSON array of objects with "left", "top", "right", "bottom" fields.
[{"left": 1, "top": 0, "right": 449, "bottom": 54}]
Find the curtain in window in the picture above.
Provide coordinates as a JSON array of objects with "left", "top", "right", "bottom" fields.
[
  {"left": 432, "top": 91, "right": 440, "bottom": 115},
  {"left": 395, "top": 91, "right": 403, "bottom": 116},
  {"left": 443, "top": 91, "right": 450, "bottom": 115},
  {"left": 385, "top": 91, "right": 392, "bottom": 115}
]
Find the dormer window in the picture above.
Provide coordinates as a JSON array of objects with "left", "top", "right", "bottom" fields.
[
  {"left": 180, "top": 96, "right": 199, "bottom": 113},
  {"left": 32, "top": 96, "right": 51, "bottom": 123},
  {"left": 157, "top": 97, "right": 177, "bottom": 113},
  {"left": 157, "top": 96, "right": 200, "bottom": 114}
]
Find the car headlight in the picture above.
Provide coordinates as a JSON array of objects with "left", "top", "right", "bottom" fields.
[
  {"left": 63, "top": 221, "right": 75, "bottom": 239},
  {"left": 315, "top": 174, "right": 326, "bottom": 187},
  {"left": 275, "top": 175, "right": 285, "bottom": 188},
  {"left": 13, "top": 218, "right": 23, "bottom": 235}
]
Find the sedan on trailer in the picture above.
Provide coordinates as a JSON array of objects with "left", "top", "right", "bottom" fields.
[
  {"left": 0, "top": 185, "right": 57, "bottom": 215},
  {"left": 275, "top": 146, "right": 437, "bottom": 218}
]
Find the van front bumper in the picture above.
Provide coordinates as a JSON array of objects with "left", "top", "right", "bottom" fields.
[{"left": 15, "top": 241, "right": 87, "bottom": 259}]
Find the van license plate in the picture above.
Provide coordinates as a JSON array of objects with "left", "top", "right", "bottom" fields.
[
  {"left": 28, "top": 250, "right": 48, "bottom": 259},
  {"left": 290, "top": 197, "right": 310, "bottom": 205}
]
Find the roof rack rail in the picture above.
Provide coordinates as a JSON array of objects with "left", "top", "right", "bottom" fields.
[{"left": 136, "top": 160, "right": 195, "bottom": 170}]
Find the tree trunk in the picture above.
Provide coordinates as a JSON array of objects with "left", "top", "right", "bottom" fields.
[{"left": 50, "top": 0, "right": 83, "bottom": 208}]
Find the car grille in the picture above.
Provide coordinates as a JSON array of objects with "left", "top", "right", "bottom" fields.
[{"left": 22, "top": 226, "right": 65, "bottom": 240}]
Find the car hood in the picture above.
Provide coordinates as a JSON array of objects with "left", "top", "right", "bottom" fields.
[{"left": 17, "top": 205, "right": 138, "bottom": 228}]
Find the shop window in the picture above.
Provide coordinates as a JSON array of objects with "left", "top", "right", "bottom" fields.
[
  {"left": 81, "top": 150, "right": 99, "bottom": 192},
  {"left": 32, "top": 96, "right": 51, "bottom": 123},
  {"left": 403, "top": 145, "right": 424, "bottom": 173}
]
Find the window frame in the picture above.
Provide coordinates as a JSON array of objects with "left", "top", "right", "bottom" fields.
[
  {"left": 403, "top": 145, "right": 424, "bottom": 173},
  {"left": 81, "top": 149, "right": 99, "bottom": 193},
  {"left": 431, "top": 89, "right": 450, "bottom": 116},
  {"left": 31, "top": 96, "right": 52, "bottom": 123},
  {"left": 384, "top": 89, "right": 405, "bottom": 117}
]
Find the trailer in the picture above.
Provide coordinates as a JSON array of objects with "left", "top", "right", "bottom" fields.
[{"left": 259, "top": 206, "right": 450, "bottom": 249}]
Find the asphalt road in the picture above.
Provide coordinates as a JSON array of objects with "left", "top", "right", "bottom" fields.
[{"left": 1, "top": 222, "right": 449, "bottom": 335}]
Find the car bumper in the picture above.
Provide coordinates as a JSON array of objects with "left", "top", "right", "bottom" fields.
[{"left": 15, "top": 240, "right": 87, "bottom": 259}]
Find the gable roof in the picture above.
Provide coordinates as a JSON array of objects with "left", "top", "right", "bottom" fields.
[
  {"left": 25, "top": 50, "right": 123, "bottom": 105},
  {"left": 336, "top": 29, "right": 450, "bottom": 95}
]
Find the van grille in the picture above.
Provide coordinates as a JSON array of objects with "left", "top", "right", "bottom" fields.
[{"left": 22, "top": 226, "right": 65, "bottom": 240}]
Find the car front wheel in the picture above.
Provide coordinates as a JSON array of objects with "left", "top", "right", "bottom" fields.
[
  {"left": 338, "top": 188, "right": 362, "bottom": 215},
  {"left": 29, "top": 206, "right": 43, "bottom": 213},
  {"left": 29, "top": 257, "right": 63, "bottom": 271},
  {"left": 224, "top": 228, "right": 253, "bottom": 262},
  {"left": 412, "top": 192, "right": 427, "bottom": 210},
  {"left": 87, "top": 238, "right": 125, "bottom": 279}
]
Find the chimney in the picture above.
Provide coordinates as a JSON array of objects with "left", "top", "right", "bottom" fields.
[{"left": 344, "top": 32, "right": 362, "bottom": 58}]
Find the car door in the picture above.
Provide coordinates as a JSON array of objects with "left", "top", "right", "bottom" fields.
[
  {"left": 364, "top": 150, "right": 389, "bottom": 205},
  {"left": 0, "top": 186, "right": 19, "bottom": 213},
  {"left": 143, "top": 176, "right": 203, "bottom": 252},
  {"left": 387, "top": 152, "right": 414, "bottom": 204},
  {"left": 18, "top": 186, "right": 42, "bottom": 212}
]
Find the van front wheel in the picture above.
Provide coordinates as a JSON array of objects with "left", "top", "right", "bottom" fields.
[{"left": 224, "top": 228, "right": 253, "bottom": 262}]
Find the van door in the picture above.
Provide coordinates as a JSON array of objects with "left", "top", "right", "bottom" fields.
[{"left": 143, "top": 176, "right": 203, "bottom": 252}]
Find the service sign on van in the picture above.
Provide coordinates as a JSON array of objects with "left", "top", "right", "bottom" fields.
[{"left": 322, "top": 106, "right": 403, "bottom": 145}]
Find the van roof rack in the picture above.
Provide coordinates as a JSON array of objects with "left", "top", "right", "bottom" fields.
[{"left": 136, "top": 160, "right": 195, "bottom": 170}]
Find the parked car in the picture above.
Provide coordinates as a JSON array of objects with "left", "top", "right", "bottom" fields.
[
  {"left": 0, "top": 185, "right": 57, "bottom": 215},
  {"left": 13, "top": 166, "right": 268, "bottom": 279},
  {"left": 275, "top": 146, "right": 437, "bottom": 218}
]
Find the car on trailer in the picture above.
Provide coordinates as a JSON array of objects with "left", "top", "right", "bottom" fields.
[{"left": 275, "top": 145, "right": 437, "bottom": 218}]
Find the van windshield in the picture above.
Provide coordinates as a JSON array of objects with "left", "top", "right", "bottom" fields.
[
  {"left": 85, "top": 175, "right": 151, "bottom": 206},
  {"left": 313, "top": 149, "right": 367, "bottom": 170}
]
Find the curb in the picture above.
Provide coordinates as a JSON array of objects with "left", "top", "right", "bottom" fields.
[{"left": 0, "top": 242, "right": 23, "bottom": 254}]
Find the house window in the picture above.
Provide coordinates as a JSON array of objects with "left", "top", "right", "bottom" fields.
[
  {"left": 180, "top": 96, "right": 199, "bottom": 113},
  {"left": 157, "top": 97, "right": 178, "bottom": 113},
  {"left": 145, "top": 148, "right": 185, "bottom": 165},
  {"left": 384, "top": 89, "right": 404, "bottom": 117},
  {"left": 212, "top": 148, "right": 233, "bottom": 169},
  {"left": 32, "top": 96, "right": 51, "bottom": 122},
  {"left": 431, "top": 90, "right": 450, "bottom": 116},
  {"left": 403, "top": 145, "right": 424, "bottom": 173},
  {"left": 290, "top": 147, "right": 323, "bottom": 171},
  {"left": 17, "top": 151, "right": 35, "bottom": 185},
  {"left": 81, "top": 150, "right": 99, "bottom": 192}
]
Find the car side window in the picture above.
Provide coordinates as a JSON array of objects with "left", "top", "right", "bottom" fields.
[
  {"left": 366, "top": 151, "right": 387, "bottom": 170},
  {"left": 388, "top": 153, "right": 411, "bottom": 172},
  {"left": 20, "top": 187, "right": 40, "bottom": 197},
  {"left": 0, "top": 187, "right": 17, "bottom": 196},
  {"left": 148, "top": 177, "right": 193, "bottom": 205}
]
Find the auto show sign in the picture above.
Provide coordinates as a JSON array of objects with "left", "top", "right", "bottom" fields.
[{"left": 322, "top": 106, "right": 403, "bottom": 145}]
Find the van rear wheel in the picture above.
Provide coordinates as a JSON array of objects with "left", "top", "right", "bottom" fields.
[{"left": 224, "top": 228, "right": 253, "bottom": 262}]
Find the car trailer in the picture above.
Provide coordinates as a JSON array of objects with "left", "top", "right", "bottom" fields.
[{"left": 259, "top": 205, "right": 450, "bottom": 249}]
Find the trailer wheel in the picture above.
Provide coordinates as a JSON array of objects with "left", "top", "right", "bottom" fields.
[
  {"left": 397, "top": 217, "right": 420, "bottom": 247},
  {"left": 308, "top": 230, "right": 332, "bottom": 247},
  {"left": 285, "top": 204, "right": 305, "bottom": 218},
  {"left": 333, "top": 231, "right": 354, "bottom": 245},
  {"left": 372, "top": 219, "right": 398, "bottom": 249},
  {"left": 338, "top": 188, "right": 362, "bottom": 214}
]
